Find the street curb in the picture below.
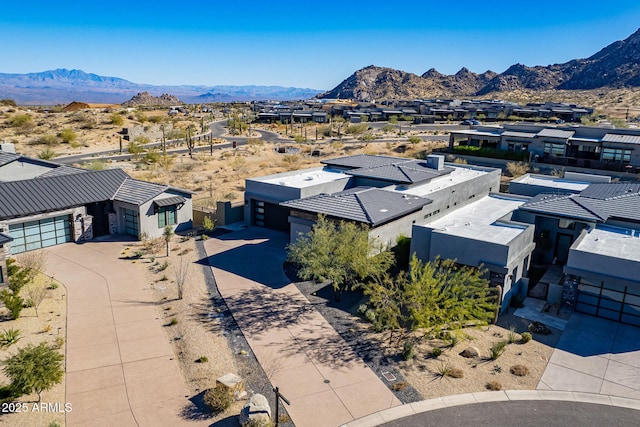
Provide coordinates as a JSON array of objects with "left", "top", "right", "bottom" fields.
[{"left": 340, "top": 390, "right": 640, "bottom": 427}]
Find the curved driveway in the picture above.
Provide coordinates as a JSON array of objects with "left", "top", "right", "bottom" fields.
[
  {"left": 46, "top": 240, "right": 207, "bottom": 427},
  {"left": 203, "top": 227, "right": 401, "bottom": 427}
]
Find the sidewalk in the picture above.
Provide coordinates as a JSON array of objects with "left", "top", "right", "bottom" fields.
[{"left": 203, "top": 228, "right": 401, "bottom": 427}]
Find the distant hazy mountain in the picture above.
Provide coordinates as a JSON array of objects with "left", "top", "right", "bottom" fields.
[
  {"left": 0, "top": 69, "right": 323, "bottom": 105},
  {"left": 320, "top": 28, "right": 640, "bottom": 100}
]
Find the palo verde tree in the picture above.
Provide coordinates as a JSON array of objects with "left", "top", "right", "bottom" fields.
[
  {"left": 3, "top": 342, "right": 64, "bottom": 402},
  {"left": 363, "top": 255, "right": 498, "bottom": 346},
  {"left": 286, "top": 215, "right": 393, "bottom": 300},
  {"left": 404, "top": 255, "right": 497, "bottom": 337}
]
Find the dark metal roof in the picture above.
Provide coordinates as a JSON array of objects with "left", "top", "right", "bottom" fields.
[
  {"left": 321, "top": 154, "right": 407, "bottom": 169},
  {"left": 579, "top": 183, "right": 640, "bottom": 200},
  {"left": 0, "top": 169, "right": 129, "bottom": 220},
  {"left": 0, "top": 233, "right": 13, "bottom": 245},
  {"left": 154, "top": 196, "right": 186, "bottom": 207},
  {"left": 281, "top": 187, "right": 431, "bottom": 226},
  {"left": 114, "top": 178, "right": 168, "bottom": 205},
  {"left": 0, "top": 152, "right": 20, "bottom": 167},
  {"left": 520, "top": 194, "right": 604, "bottom": 221},
  {"left": 37, "top": 166, "right": 86, "bottom": 178},
  {"left": 519, "top": 183, "right": 640, "bottom": 223},
  {"left": 346, "top": 160, "right": 453, "bottom": 184}
]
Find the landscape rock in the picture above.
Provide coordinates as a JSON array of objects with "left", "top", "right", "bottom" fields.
[
  {"left": 239, "top": 393, "right": 271, "bottom": 426},
  {"left": 459, "top": 347, "right": 480, "bottom": 358},
  {"left": 122, "top": 91, "right": 180, "bottom": 107}
]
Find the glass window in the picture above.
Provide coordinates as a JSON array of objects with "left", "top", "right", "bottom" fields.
[
  {"left": 602, "top": 148, "right": 631, "bottom": 162},
  {"left": 544, "top": 142, "right": 565, "bottom": 157},
  {"left": 157, "top": 206, "right": 178, "bottom": 228}
]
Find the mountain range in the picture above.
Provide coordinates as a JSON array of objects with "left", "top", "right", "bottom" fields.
[
  {"left": 0, "top": 69, "right": 323, "bottom": 105},
  {"left": 2, "top": 27, "right": 639, "bottom": 105},
  {"left": 320, "top": 27, "right": 640, "bottom": 100}
]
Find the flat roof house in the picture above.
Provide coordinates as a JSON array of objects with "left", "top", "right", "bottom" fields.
[
  {"left": 410, "top": 194, "right": 535, "bottom": 313},
  {"left": 245, "top": 154, "right": 501, "bottom": 246},
  {"left": 0, "top": 154, "right": 193, "bottom": 255}
]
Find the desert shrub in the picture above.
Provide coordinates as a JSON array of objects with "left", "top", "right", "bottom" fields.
[
  {"left": 448, "top": 368, "right": 464, "bottom": 379},
  {"left": 510, "top": 364, "right": 529, "bottom": 376},
  {"left": 203, "top": 384, "right": 234, "bottom": 414},
  {"left": 492, "top": 364, "right": 503, "bottom": 374},
  {"left": 364, "top": 309, "right": 376, "bottom": 324},
  {"left": 0, "top": 291, "right": 23, "bottom": 320},
  {"left": 391, "top": 381, "right": 408, "bottom": 391},
  {"left": 0, "top": 328, "right": 22, "bottom": 348},
  {"left": 31, "top": 134, "right": 58, "bottom": 146},
  {"left": 203, "top": 215, "right": 215, "bottom": 233},
  {"left": 59, "top": 128, "right": 77, "bottom": 144},
  {"left": 110, "top": 113, "right": 124, "bottom": 126},
  {"left": 197, "top": 356, "right": 208, "bottom": 363},
  {"left": 520, "top": 332, "right": 532, "bottom": 344},
  {"left": 448, "top": 331, "right": 462, "bottom": 348},
  {"left": 357, "top": 304, "right": 368, "bottom": 315},
  {"left": 167, "top": 317, "right": 178, "bottom": 326},
  {"left": 507, "top": 326, "right": 518, "bottom": 344},
  {"left": 431, "top": 347, "right": 443, "bottom": 358},
  {"left": 506, "top": 161, "right": 529, "bottom": 177},
  {"left": 435, "top": 362, "right": 453, "bottom": 378},
  {"left": 242, "top": 418, "right": 274, "bottom": 427},
  {"left": 490, "top": 341, "right": 507, "bottom": 360},
  {"left": 38, "top": 148, "right": 57, "bottom": 160},
  {"left": 408, "top": 135, "right": 421, "bottom": 145},
  {"left": 528, "top": 322, "right": 551, "bottom": 335},
  {"left": 53, "top": 336, "right": 64, "bottom": 350},
  {"left": 486, "top": 381, "right": 502, "bottom": 391},
  {"left": 402, "top": 341, "right": 414, "bottom": 360}
]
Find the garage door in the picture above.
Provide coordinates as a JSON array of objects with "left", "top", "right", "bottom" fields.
[
  {"left": 123, "top": 208, "right": 139, "bottom": 237},
  {"left": 8, "top": 215, "right": 72, "bottom": 254},
  {"left": 576, "top": 279, "right": 640, "bottom": 327},
  {"left": 253, "top": 201, "right": 289, "bottom": 232}
]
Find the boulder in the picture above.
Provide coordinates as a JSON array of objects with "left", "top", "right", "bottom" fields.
[
  {"left": 239, "top": 393, "right": 271, "bottom": 426},
  {"left": 459, "top": 347, "right": 480, "bottom": 358}
]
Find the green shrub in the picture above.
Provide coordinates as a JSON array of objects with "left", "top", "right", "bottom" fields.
[
  {"left": 110, "top": 113, "right": 124, "bottom": 126},
  {"left": 0, "top": 290, "right": 23, "bottom": 320},
  {"left": 37, "top": 148, "right": 57, "bottom": 160},
  {"left": 0, "top": 328, "right": 22, "bottom": 347},
  {"left": 364, "top": 309, "right": 376, "bottom": 324},
  {"left": 35, "top": 135, "right": 59, "bottom": 146},
  {"left": 507, "top": 326, "right": 518, "bottom": 344},
  {"left": 402, "top": 341, "right": 414, "bottom": 360},
  {"left": 167, "top": 317, "right": 178, "bottom": 326},
  {"left": 59, "top": 128, "right": 77, "bottom": 144},
  {"left": 528, "top": 321, "right": 552, "bottom": 335},
  {"left": 435, "top": 362, "right": 453, "bottom": 378},
  {"left": 203, "top": 384, "right": 234, "bottom": 414},
  {"left": 197, "top": 356, "right": 208, "bottom": 363},
  {"left": 520, "top": 332, "right": 532, "bottom": 344},
  {"left": 489, "top": 341, "right": 507, "bottom": 360},
  {"left": 431, "top": 347, "right": 443, "bottom": 358}
]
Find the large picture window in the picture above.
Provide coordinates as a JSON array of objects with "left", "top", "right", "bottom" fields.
[
  {"left": 543, "top": 142, "right": 565, "bottom": 157},
  {"left": 158, "top": 206, "right": 177, "bottom": 228},
  {"left": 602, "top": 148, "right": 631, "bottom": 162}
]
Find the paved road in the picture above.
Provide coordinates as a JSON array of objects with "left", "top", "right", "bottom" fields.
[
  {"left": 203, "top": 227, "right": 401, "bottom": 427},
  {"left": 379, "top": 400, "right": 640, "bottom": 427}
]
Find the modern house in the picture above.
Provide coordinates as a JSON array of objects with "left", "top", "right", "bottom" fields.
[
  {"left": 0, "top": 152, "right": 193, "bottom": 255},
  {"left": 508, "top": 171, "right": 611, "bottom": 197},
  {"left": 244, "top": 154, "right": 501, "bottom": 246},
  {"left": 510, "top": 182, "right": 640, "bottom": 325},
  {"left": 448, "top": 123, "right": 640, "bottom": 172},
  {"left": 410, "top": 193, "right": 536, "bottom": 313}
]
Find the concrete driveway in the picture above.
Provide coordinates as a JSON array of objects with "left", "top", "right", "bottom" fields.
[
  {"left": 46, "top": 239, "right": 207, "bottom": 427},
  {"left": 538, "top": 312, "right": 640, "bottom": 398},
  {"left": 203, "top": 227, "right": 401, "bottom": 427}
]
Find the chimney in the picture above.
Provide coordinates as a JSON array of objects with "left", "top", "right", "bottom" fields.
[{"left": 426, "top": 154, "right": 444, "bottom": 171}]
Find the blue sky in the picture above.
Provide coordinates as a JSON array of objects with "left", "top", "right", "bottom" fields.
[{"left": 3, "top": 1, "right": 640, "bottom": 90}]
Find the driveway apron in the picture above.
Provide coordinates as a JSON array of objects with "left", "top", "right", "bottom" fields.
[
  {"left": 203, "top": 227, "right": 401, "bottom": 427},
  {"left": 46, "top": 240, "right": 207, "bottom": 427}
]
